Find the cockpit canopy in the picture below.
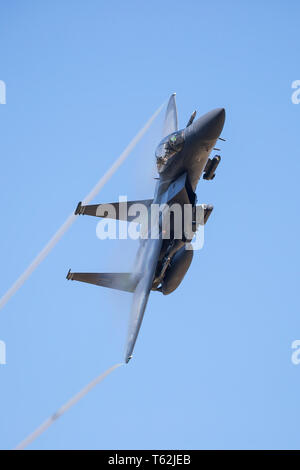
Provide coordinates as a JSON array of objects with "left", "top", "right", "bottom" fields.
[{"left": 155, "top": 130, "right": 184, "bottom": 171}]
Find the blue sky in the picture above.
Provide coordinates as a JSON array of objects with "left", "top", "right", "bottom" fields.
[{"left": 0, "top": 0, "right": 300, "bottom": 449}]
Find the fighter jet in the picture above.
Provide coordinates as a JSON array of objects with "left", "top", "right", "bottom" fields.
[{"left": 67, "top": 94, "right": 225, "bottom": 363}]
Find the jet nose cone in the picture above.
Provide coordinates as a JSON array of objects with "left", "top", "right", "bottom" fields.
[{"left": 193, "top": 107, "right": 225, "bottom": 141}]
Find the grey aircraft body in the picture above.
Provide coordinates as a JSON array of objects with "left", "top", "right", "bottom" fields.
[{"left": 67, "top": 95, "right": 225, "bottom": 363}]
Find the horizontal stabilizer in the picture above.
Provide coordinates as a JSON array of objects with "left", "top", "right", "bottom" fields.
[
  {"left": 75, "top": 200, "right": 153, "bottom": 222},
  {"left": 66, "top": 270, "right": 138, "bottom": 293}
]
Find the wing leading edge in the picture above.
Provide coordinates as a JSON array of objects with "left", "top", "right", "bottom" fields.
[{"left": 125, "top": 236, "right": 163, "bottom": 363}]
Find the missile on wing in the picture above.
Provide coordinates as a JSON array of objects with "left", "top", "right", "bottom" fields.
[{"left": 203, "top": 155, "right": 221, "bottom": 180}]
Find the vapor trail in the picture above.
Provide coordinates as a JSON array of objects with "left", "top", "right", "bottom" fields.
[
  {"left": 14, "top": 362, "right": 123, "bottom": 450},
  {"left": 0, "top": 102, "right": 165, "bottom": 310}
]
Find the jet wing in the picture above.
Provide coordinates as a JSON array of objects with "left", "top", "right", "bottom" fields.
[{"left": 124, "top": 236, "right": 163, "bottom": 363}]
